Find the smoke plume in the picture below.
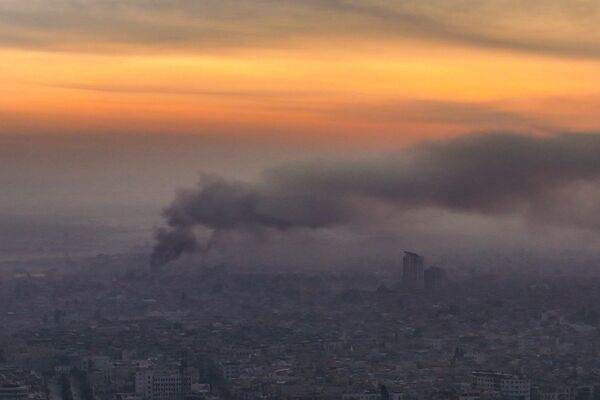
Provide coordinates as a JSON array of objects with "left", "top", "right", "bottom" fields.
[{"left": 151, "top": 132, "right": 600, "bottom": 267}]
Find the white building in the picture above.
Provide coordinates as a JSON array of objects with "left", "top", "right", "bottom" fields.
[
  {"left": 135, "top": 367, "right": 199, "bottom": 400},
  {"left": 472, "top": 371, "right": 530, "bottom": 400}
]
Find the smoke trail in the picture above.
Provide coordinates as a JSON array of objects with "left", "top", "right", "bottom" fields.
[
  {"left": 151, "top": 132, "right": 600, "bottom": 267},
  {"left": 150, "top": 227, "right": 198, "bottom": 271}
]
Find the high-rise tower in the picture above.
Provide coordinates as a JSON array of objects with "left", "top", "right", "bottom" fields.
[{"left": 402, "top": 251, "right": 424, "bottom": 289}]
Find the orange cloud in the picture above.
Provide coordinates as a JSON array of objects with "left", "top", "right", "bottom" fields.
[{"left": 2, "top": 32, "right": 600, "bottom": 145}]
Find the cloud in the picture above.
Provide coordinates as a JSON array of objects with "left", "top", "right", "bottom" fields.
[
  {"left": 152, "top": 132, "right": 600, "bottom": 266},
  {"left": 2, "top": 1, "right": 600, "bottom": 59},
  {"left": 48, "top": 82, "right": 324, "bottom": 99},
  {"left": 328, "top": 99, "right": 557, "bottom": 133}
]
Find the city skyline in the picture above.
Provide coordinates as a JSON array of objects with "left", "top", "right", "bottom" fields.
[{"left": 3, "top": 3, "right": 600, "bottom": 399}]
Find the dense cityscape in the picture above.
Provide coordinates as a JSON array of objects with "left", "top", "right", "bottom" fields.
[{"left": 1, "top": 251, "right": 600, "bottom": 400}]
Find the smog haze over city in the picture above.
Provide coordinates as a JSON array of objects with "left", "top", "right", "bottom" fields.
[{"left": 3, "top": 2, "right": 600, "bottom": 400}]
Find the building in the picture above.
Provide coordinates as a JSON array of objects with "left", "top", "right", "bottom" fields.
[
  {"left": 342, "top": 391, "right": 381, "bottom": 400},
  {"left": 458, "top": 391, "right": 481, "bottom": 400},
  {"left": 472, "top": 371, "right": 531, "bottom": 400},
  {"left": 0, "top": 384, "right": 29, "bottom": 400},
  {"left": 424, "top": 266, "right": 446, "bottom": 290},
  {"left": 81, "top": 355, "right": 111, "bottom": 372},
  {"left": 220, "top": 362, "right": 241, "bottom": 381},
  {"left": 135, "top": 367, "right": 199, "bottom": 400},
  {"left": 402, "top": 251, "right": 424, "bottom": 290}
]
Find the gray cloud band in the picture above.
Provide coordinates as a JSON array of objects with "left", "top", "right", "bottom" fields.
[{"left": 1, "top": 1, "right": 600, "bottom": 59}]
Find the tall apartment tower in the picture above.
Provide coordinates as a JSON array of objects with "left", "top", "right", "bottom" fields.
[
  {"left": 403, "top": 251, "right": 425, "bottom": 289},
  {"left": 424, "top": 266, "right": 446, "bottom": 290}
]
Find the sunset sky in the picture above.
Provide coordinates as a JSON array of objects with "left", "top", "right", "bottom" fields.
[
  {"left": 3, "top": 0, "right": 600, "bottom": 144},
  {"left": 4, "top": 1, "right": 600, "bottom": 266}
]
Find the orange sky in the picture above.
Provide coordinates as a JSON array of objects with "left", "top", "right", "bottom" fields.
[{"left": 3, "top": 0, "right": 600, "bottom": 146}]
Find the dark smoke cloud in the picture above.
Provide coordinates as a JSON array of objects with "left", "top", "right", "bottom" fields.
[
  {"left": 152, "top": 133, "right": 600, "bottom": 267},
  {"left": 151, "top": 227, "right": 197, "bottom": 270}
]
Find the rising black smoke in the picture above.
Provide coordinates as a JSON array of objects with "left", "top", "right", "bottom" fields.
[{"left": 151, "top": 132, "right": 600, "bottom": 268}]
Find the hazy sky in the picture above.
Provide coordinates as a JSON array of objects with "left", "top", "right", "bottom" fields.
[{"left": 3, "top": 1, "right": 600, "bottom": 267}]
